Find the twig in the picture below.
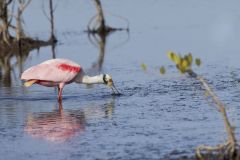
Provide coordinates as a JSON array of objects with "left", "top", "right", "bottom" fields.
[
  {"left": 186, "top": 69, "right": 238, "bottom": 159},
  {"left": 16, "top": 0, "right": 32, "bottom": 40}
]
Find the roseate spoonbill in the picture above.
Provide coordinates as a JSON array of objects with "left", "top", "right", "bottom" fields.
[{"left": 21, "top": 59, "right": 120, "bottom": 101}]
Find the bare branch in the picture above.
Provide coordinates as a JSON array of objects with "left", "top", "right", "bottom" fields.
[
  {"left": 49, "top": 0, "right": 57, "bottom": 42},
  {"left": 15, "top": 0, "right": 31, "bottom": 40},
  {"left": 41, "top": 0, "right": 50, "bottom": 22},
  {"left": 18, "top": 0, "right": 31, "bottom": 14},
  {"left": 186, "top": 69, "right": 239, "bottom": 159}
]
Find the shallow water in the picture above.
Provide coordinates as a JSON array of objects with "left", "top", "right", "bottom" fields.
[{"left": 1, "top": 0, "right": 240, "bottom": 159}]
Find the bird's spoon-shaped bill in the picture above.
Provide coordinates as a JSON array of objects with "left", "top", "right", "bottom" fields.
[{"left": 110, "top": 83, "right": 121, "bottom": 96}]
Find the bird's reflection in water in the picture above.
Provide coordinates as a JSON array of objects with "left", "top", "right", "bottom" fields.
[
  {"left": 24, "top": 103, "right": 85, "bottom": 142},
  {"left": 24, "top": 99, "right": 115, "bottom": 142}
]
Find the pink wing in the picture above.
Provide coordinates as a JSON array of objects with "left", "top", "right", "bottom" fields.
[{"left": 21, "top": 59, "right": 82, "bottom": 83}]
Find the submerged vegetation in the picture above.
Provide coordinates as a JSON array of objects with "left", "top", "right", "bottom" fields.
[
  {"left": 0, "top": 0, "right": 55, "bottom": 44},
  {"left": 0, "top": 0, "right": 56, "bottom": 86},
  {"left": 87, "top": 0, "right": 129, "bottom": 35}
]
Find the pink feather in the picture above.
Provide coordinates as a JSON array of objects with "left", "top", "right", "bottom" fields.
[{"left": 21, "top": 59, "right": 82, "bottom": 83}]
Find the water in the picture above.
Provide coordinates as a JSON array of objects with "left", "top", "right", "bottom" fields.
[{"left": 1, "top": 0, "right": 240, "bottom": 159}]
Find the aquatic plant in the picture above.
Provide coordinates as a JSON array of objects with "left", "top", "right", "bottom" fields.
[
  {"left": 0, "top": 0, "right": 32, "bottom": 44},
  {"left": 0, "top": 0, "right": 56, "bottom": 87},
  {"left": 87, "top": 0, "right": 129, "bottom": 35},
  {"left": 166, "top": 51, "right": 240, "bottom": 160}
]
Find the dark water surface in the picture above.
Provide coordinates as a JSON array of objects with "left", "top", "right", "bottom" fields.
[{"left": 1, "top": 1, "right": 240, "bottom": 159}]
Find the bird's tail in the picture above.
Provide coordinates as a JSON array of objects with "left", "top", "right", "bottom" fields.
[{"left": 24, "top": 80, "right": 38, "bottom": 87}]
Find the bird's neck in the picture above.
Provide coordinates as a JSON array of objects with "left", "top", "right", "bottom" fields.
[{"left": 80, "top": 75, "right": 104, "bottom": 84}]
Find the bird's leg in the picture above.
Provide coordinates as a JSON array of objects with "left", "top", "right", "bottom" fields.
[
  {"left": 58, "top": 88, "right": 62, "bottom": 102},
  {"left": 57, "top": 86, "right": 60, "bottom": 99},
  {"left": 58, "top": 101, "right": 63, "bottom": 111},
  {"left": 58, "top": 88, "right": 63, "bottom": 102},
  {"left": 57, "top": 83, "right": 65, "bottom": 102}
]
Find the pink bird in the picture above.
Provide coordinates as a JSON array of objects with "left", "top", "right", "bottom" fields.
[{"left": 21, "top": 59, "right": 120, "bottom": 101}]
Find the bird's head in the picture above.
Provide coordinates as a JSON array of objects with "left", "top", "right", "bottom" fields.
[
  {"left": 103, "top": 74, "right": 113, "bottom": 87},
  {"left": 103, "top": 74, "right": 121, "bottom": 95}
]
